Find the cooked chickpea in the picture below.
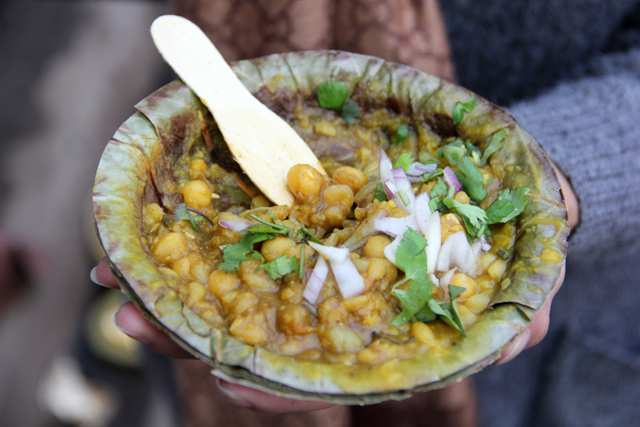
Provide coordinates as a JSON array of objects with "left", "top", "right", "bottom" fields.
[
  {"left": 440, "top": 213, "right": 464, "bottom": 242},
  {"left": 277, "top": 304, "right": 315, "bottom": 335},
  {"left": 143, "top": 203, "right": 164, "bottom": 229},
  {"left": 208, "top": 269, "right": 241, "bottom": 299},
  {"left": 228, "top": 292, "right": 259, "bottom": 319},
  {"left": 188, "top": 158, "right": 208, "bottom": 180},
  {"left": 182, "top": 180, "right": 212, "bottom": 209},
  {"left": 412, "top": 321, "right": 436, "bottom": 345},
  {"left": 332, "top": 166, "right": 369, "bottom": 193},
  {"left": 185, "top": 281, "right": 207, "bottom": 306},
  {"left": 238, "top": 260, "right": 279, "bottom": 292},
  {"left": 363, "top": 235, "right": 391, "bottom": 258},
  {"left": 451, "top": 272, "right": 478, "bottom": 299},
  {"left": 465, "top": 294, "right": 491, "bottom": 313},
  {"left": 322, "top": 326, "right": 365, "bottom": 353},
  {"left": 324, "top": 205, "right": 350, "bottom": 227},
  {"left": 261, "top": 236, "right": 297, "bottom": 262},
  {"left": 487, "top": 259, "right": 507, "bottom": 282},
  {"left": 151, "top": 232, "right": 189, "bottom": 265},
  {"left": 287, "top": 164, "right": 325, "bottom": 203},
  {"left": 322, "top": 184, "right": 354, "bottom": 207},
  {"left": 453, "top": 191, "right": 470, "bottom": 204}
]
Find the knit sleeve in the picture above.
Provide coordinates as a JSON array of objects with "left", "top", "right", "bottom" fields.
[{"left": 508, "top": 49, "right": 640, "bottom": 259}]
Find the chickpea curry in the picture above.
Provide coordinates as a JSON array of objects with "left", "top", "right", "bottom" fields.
[
  {"left": 95, "top": 51, "right": 568, "bottom": 401},
  {"left": 142, "top": 82, "right": 528, "bottom": 367}
]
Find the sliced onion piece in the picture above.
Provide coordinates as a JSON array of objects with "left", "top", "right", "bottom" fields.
[
  {"left": 302, "top": 256, "right": 329, "bottom": 305},
  {"left": 379, "top": 150, "right": 394, "bottom": 188},
  {"left": 383, "top": 234, "right": 403, "bottom": 266},
  {"left": 406, "top": 162, "right": 437, "bottom": 177},
  {"left": 219, "top": 217, "right": 254, "bottom": 232},
  {"left": 342, "top": 210, "right": 388, "bottom": 251},
  {"left": 414, "top": 192, "right": 431, "bottom": 234},
  {"left": 425, "top": 211, "right": 441, "bottom": 275},
  {"left": 391, "top": 167, "right": 416, "bottom": 212},
  {"left": 436, "top": 231, "right": 476, "bottom": 274},
  {"left": 443, "top": 167, "right": 462, "bottom": 193},
  {"left": 374, "top": 216, "right": 411, "bottom": 238},
  {"left": 309, "top": 241, "right": 348, "bottom": 263},
  {"left": 308, "top": 242, "right": 365, "bottom": 299},
  {"left": 439, "top": 268, "right": 457, "bottom": 287}
]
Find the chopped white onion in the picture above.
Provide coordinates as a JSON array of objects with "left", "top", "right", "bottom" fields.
[
  {"left": 374, "top": 216, "right": 411, "bottom": 238},
  {"left": 443, "top": 167, "right": 462, "bottom": 193},
  {"left": 219, "top": 217, "right": 254, "bottom": 232},
  {"left": 302, "top": 256, "right": 329, "bottom": 305},
  {"left": 425, "top": 211, "right": 441, "bottom": 275},
  {"left": 383, "top": 234, "right": 403, "bottom": 266},
  {"left": 436, "top": 231, "right": 476, "bottom": 274},
  {"left": 309, "top": 242, "right": 365, "bottom": 300},
  {"left": 439, "top": 268, "right": 457, "bottom": 287},
  {"left": 406, "top": 162, "right": 437, "bottom": 177},
  {"left": 414, "top": 192, "right": 432, "bottom": 234}
]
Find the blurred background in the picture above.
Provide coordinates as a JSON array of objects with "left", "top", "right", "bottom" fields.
[{"left": 0, "top": 1, "right": 181, "bottom": 425}]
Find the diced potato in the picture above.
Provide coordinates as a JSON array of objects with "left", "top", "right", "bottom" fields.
[
  {"left": 228, "top": 291, "right": 259, "bottom": 319},
  {"left": 185, "top": 281, "right": 207, "bottom": 306},
  {"left": 237, "top": 260, "right": 279, "bottom": 292},
  {"left": 229, "top": 313, "right": 269, "bottom": 345},
  {"left": 143, "top": 203, "right": 164, "bottom": 229}
]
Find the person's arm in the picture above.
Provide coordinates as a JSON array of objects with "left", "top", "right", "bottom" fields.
[{"left": 507, "top": 47, "right": 640, "bottom": 259}]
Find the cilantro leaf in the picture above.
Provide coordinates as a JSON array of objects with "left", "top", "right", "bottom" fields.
[
  {"left": 262, "top": 255, "right": 300, "bottom": 280},
  {"left": 394, "top": 125, "right": 409, "bottom": 144},
  {"left": 391, "top": 279, "right": 434, "bottom": 327},
  {"left": 454, "top": 156, "right": 487, "bottom": 203},
  {"left": 219, "top": 232, "right": 274, "bottom": 273},
  {"left": 442, "top": 140, "right": 467, "bottom": 165},
  {"left": 452, "top": 98, "right": 477, "bottom": 126},
  {"left": 478, "top": 129, "right": 506, "bottom": 166},
  {"left": 395, "top": 229, "right": 428, "bottom": 277},
  {"left": 172, "top": 203, "right": 201, "bottom": 232},
  {"left": 427, "top": 285, "right": 466, "bottom": 337},
  {"left": 393, "top": 153, "right": 415, "bottom": 172},
  {"left": 443, "top": 197, "right": 487, "bottom": 238},
  {"left": 430, "top": 177, "right": 448, "bottom": 198},
  {"left": 374, "top": 183, "right": 388, "bottom": 202},
  {"left": 317, "top": 81, "right": 349, "bottom": 110},
  {"left": 341, "top": 101, "right": 361, "bottom": 124},
  {"left": 485, "top": 187, "right": 530, "bottom": 224}
]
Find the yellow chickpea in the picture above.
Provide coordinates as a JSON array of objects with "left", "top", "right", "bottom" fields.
[
  {"left": 440, "top": 213, "right": 465, "bottom": 242},
  {"left": 277, "top": 304, "right": 315, "bottom": 335},
  {"left": 451, "top": 272, "right": 478, "bottom": 299},
  {"left": 183, "top": 180, "right": 212, "bottom": 209},
  {"left": 287, "top": 164, "right": 325, "bottom": 203},
  {"left": 185, "top": 281, "right": 207, "bottom": 307},
  {"left": 143, "top": 203, "right": 164, "bottom": 229},
  {"left": 453, "top": 191, "right": 470, "bottom": 204},
  {"left": 151, "top": 232, "right": 189, "bottom": 265},
  {"left": 322, "top": 184, "right": 354, "bottom": 207},
  {"left": 188, "top": 158, "right": 208, "bottom": 180},
  {"left": 363, "top": 235, "right": 391, "bottom": 258},
  {"left": 488, "top": 259, "right": 507, "bottom": 282},
  {"left": 261, "top": 236, "right": 297, "bottom": 262},
  {"left": 207, "top": 269, "right": 241, "bottom": 299},
  {"left": 332, "top": 166, "right": 369, "bottom": 194}
]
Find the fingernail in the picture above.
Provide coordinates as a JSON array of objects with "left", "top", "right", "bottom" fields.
[
  {"left": 216, "top": 378, "right": 252, "bottom": 408},
  {"left": 111, "top": 311, "right": 149, "bottom": 345},
  {"left": 495, "top": 329, "right": 531, "bottom": 365},
  {"left": 90, "top": 266, "right": 107, "bottom": 287}
]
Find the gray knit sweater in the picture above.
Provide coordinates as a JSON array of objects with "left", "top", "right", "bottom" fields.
[{"left": 440, "top": 1, "right": 640, "bottom": 426}]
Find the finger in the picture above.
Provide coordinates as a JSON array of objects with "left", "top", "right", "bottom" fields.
[
  {"left": 114, "top": 301, "right": 194, "bottom": 359},
  {"left": 552, "top": 164, "right": 580, "bottom": 230},
  {"left": 90, "top": 257, "right": 120, "bottom": 289},
  {"left": 216, "top": 379, "right": 334, "bottom": 413},
  {"left": 495, "top": 262, "right": 565, "bottom": 364}
]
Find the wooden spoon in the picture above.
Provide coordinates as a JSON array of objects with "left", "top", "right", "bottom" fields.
[{"left": 150, "top": 15, "right": 325, "bottom": 206}]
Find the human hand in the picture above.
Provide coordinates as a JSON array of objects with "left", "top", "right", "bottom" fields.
[
  {"left": 90, "top": 258, "right": 333, "bottom": 413},
  {"left": 494, "top": 165, "right": 578, "bottom": 364}
]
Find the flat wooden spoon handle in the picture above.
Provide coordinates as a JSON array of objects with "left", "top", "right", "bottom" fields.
[{"left": 151, "top": 15, "right": 326, "bottom": 206}]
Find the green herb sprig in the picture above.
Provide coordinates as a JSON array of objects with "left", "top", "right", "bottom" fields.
[{"left": 317, "top": 81, "right": 361, "bottom": 124}]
